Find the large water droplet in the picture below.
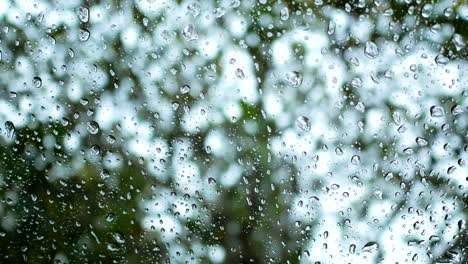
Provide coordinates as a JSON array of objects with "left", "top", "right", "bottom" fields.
[
  {"left": 362, "top": 241, "right": 379, "bottom": 252},
  {"left": 296, "top": 116, "right": 311, "bottom": 132},
  {"left": 430, "top": 105, "right": 444, "bottom": 117},
  {"left": 182, "top": 24, "right": 198, "bottom": 41},
  {"left": 79, "top": 29, "right": 90, "bottom": 41},
  {"left": 416, "top": 137, "right": 428, "bottom": 146},
  {"left": 435, "top": 54, "right": 449, "bottom": 66},
  {"left": 421, "top": 4, "right": 433, "bottom": 18},
  {"left": 285, "top": 71, "right": 303, "bottom": 87},
  {"left": 235, "top": 68, "right": 245, "bottom": 79},
  {"left": 187, "top": 3, "right": 201, "bottom": 17},
  {"left": 77, "top": 7, "right": 89, "bottom": 22},
  {"left": 4, "top": 121, "right": 15, "bottom": 138},
  {"left": 33, "top": 76, "right": 42, "bottom": 88},
  {"left": 280, "top": 7, "right": 289, "bottom": 21},
  {"left": 87, "top": 121, "right": 100, "bottom": 135},
  {"left": 351, "top": 155, "right": 361, "bottom": 165},
  {"left": 451, "top": 105, "right": 463, "bottom": 115},
  {"left": 364, "top": 41, "right": 379, "bottom": 59},
  {"left": 180, "top": 85, "right": 191, "bottom": 94}
]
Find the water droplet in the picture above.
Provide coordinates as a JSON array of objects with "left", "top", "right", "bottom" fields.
[
  {"left": 180, "top": 85, "right": 191, "bottom": 94},
  {"left": 113, "top": 232, "right": 125, "bottom": 244},
  {"left": 77, "top": 7, "right": 89, "bottom": 22},
  {"left": 182, "top": 24, "right": 198, "bottom": 41},
  {"left": 362, "top": 241, "right": 379, "bottom": 252},
  {"left": 90, "top": 145, "right": 101, "bottom": 155},
  {"left": 33, "top": 76, "right": 42, "bottom": 88},
  {"left": 285, "top": 71, "right": 303, "bottom": 87},
  {"left": 435, "top": 54, "right": 449, "bottom": 66},
  {"left": 447, "top": 166, "right": 456, "bottom": 175},
  {"left": 79, "top": 29, "right": 90, "bottom": 41},
  {"left": 351, "top": 155, "right": 361, "bottom": 165},
  {"left": 335, "top": 147, "right": 343, "bottom": 156},
  {"left": 235, "top": 68, "right": 245, "bottom": 79},
  {"left": 280, "top": 7, "right": 289, "bottom": 21},
  {"left": 100, "top": 169, "right": 110, "bottom": 180},
  {"left": 384, "top": 172, "right": 394, "bottom": 181},
  {"left": 451, "top": 105, "right": 463, "bottom": 115},
  {"left": 421, "top": 4, "right": 433, "bottom": 18},
  {"left": 187, "top": 3, "right": 201, "bottom": 17},
  {"left": 4, "top": 121, "right": 15, "bottom": 138},
  {"left": 208, "top": 177, "right": 216, "bottom": 185},
  {"left": 430, "top": 105, "right": 444, "bottom": 117},
  {"left": 296, "top": 116, "right": 311, "bottom": 132},
  {"left": 364, "top": 41, "right": 379, "bottom": 59},
  {"left": 86, "top": 121, "right": 100, "bottom": 135},
  {"left": 416, "top": 137, "right": 428, "bottom": 146},
  {"left": 392, "top": 112, "right": 401, "bottom": 125},
  {"left": 349, "top": 244, "right": 356, "bottom": 254}
]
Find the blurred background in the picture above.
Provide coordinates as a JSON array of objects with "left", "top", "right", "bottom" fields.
[{"left": 0, "top": 0, "right": 467, "bottom": 263}]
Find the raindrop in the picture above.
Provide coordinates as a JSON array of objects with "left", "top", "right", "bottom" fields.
[
  {"left": 113, "top": 232, "right": 125, "bottom": 244},
  {"left": 4, "top": 121, "right": 15, "bottom": 138},
  {"left": 235, "top": 68, "right": 245, "bottom": 79},
  {"left": 180, "top": 85, "right": 191, "bottom": 94},
  {"left": 79, "top": 29, "right": 90, "bottom": 41},
  {"left": 362, "top": 241, "right": 379, "bottom": 253},
  {"left": 447, "top": 166, "right": 456, "bottom": 175},
  {"left": 416, "top": 137, "right": 428, "bottom": 146},
  {"left": 285, "top": 71, "right": 303, "bottom": 87},
  {"left": 86, "top": 121, "right": 100, "bottom": 135},
  {"left": 421, "top": 4, "right": 433, "bottom": 18},
  {"left": 335, "top": 147, "right": 343, "bottom": 156},
  {"left": 182, "top": 24, "right": 198, "bottom": 41},
  {"left": 280, "top": 7, "right": 289, "bottom": 21},
  {"left": 77, "top": 7, "right": 89, "bottom": 22},
  {"left": 349, "top": 244, "right": 356, "bottom": 254},
  {"left": 296, "top": 116, "right": 311, "bottom": 132},
  {"left": 33, "top": 76, "right": 42, "bottom": 88},
  {"left": 208, "top": 177, "right": 217, "bottom": 185},
  {"left": 90, "top": 145, "right": 101, "bottom": 155},
  {"left": 364, "top": 41, "right": 379, "bottom": 59},
  {"left": 451, "top": 105, "right": 463, "bottom": 115},
  {"left": 100, "top": 169, "right": 110, "bottom": 180},
  {"left": 430, "top": 105, "right": 444, "bottom": 117},
  {"left": 435, "top": 55, "right": 449, "bottom": 66},
  {"left": 351, "top": 155, "right": 361, "bottom": 165},
  {"left": 187, "top": 3, "right": 201, "bottom": 17}
]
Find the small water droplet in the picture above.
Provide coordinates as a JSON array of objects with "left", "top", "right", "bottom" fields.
[
  {"left": 435, "top": 54, "right": 449, "bottom": 66},
  {"left": 421, "top": 4, "right": 433, "bottom": 18},
  {"left": 451, "top": 105, "right": 463, "bottom": 115},
  {"left": 280, "top": 7, "right": 289, "bottom": 21},
  {"left": 285, "top": 71, "right": 303, "bottom": 87},
  {"left": 362, "top": 241, "right": 379, "bottom": 253},
  {"left": 447, "top": 166, "right": 456, "bottom": 175},
  {"left": 4, "top": 121, "right": 15, "bottom": 138},
  {"left": 364, "top": 41, "right": 379, "bottom": 59},
  {"left": 235, "top": 68, "right": 245, "bottom": 79},
  {"left": 296, "top": 116, "right": 311, "bottom": 132},
  {"left": 351, "top": 155, "right": 361, "bottom": 165},
  {"left": 33, "top": 76, "right": 42, "bottom": 88},
  {"left": 180, "top": 85, "right": 191, "bottom": 94},
  {"left": 77, "top": 7, "right": 89, "bottom": 22},
  {"left": 430, "top": 105, "right": 444, "bottom": 117},
  {"left": 187, "top": 3, "right": 201, "bottom": 17},
  {"left": 208, "top": 177, "right": 216, "bottom": 185},
  {"left": 86, "top": 121, "right": 100, "bottom": 135},
  {"left": 182, "top": 24, "right": 198, "bottom": 41},
  {"left": 79, "top": 29, "right": 90, "bottom": 41},
  {"left": 416, "top": 137, "right": 428, "bottom": 146}
]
